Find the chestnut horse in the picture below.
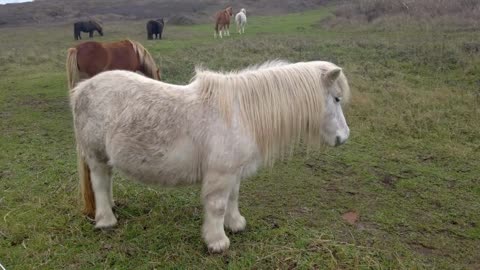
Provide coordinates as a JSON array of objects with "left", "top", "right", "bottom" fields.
[
  {"left": 214, "top": 6, "right": 233, "bottom": 38},
  {"left": 66, "top": 39, "right": 160, "bottom": 89}
]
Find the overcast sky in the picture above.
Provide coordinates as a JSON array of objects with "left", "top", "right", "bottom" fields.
[{"left": 0, "top": 0, "right": 33, "bottom": 4}]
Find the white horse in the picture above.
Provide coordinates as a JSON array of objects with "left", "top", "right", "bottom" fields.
[
  {"left": 235, "top": 8, "right": 247, "bottom": 34},
  {"left": 70, "top": 60, "right": 351, "bottom": 253}
]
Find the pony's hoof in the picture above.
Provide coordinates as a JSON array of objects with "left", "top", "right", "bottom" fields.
[
  {"left": 207, "top": 236, "right": 230, "bottom": 253},
  {"left": 225, "top": 215, "right": 246, "bottom": 232},
  {"left": 95, "top": 213, "right": 117, "bottom": 229}
]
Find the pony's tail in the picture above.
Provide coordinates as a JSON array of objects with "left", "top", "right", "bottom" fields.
[
  {"left": 77, "top": 147, "right": 96, "bottom": 218},
  {"left": 66, "top": 48, "right": 80, "bottom": 90},
  {"left": 129, "top": 40, "right": 161, "bottom": 80},
  {"left": 69, "top": 72, "right": 95, "bottom": 218}
]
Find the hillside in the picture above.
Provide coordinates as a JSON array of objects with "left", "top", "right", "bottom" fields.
[{"left": 0, "top": 0, "right": 331, "bottom": 26}]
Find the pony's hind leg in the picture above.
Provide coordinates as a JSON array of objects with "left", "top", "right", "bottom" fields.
[
  {"left": 89, "top": 160, "right": 117, "bottom": 228},
  {"left": 224, "top": 178, "right": 246, "bottom": 232},
  {"left": 202, "top": 170, "right": 235, "bottom": 252}
]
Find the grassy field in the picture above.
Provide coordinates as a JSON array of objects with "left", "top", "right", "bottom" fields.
[{"left": 1, "top": 7, "right": 479, "bottom": 269}]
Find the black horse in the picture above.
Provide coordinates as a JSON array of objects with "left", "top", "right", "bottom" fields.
[
  {"left": 74, "top": 20, "right": 103, "bottom": 40},
  {"left": 146, "top": 18, "right": 165, "bottom": 40}
]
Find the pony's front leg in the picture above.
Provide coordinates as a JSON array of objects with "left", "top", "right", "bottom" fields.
[
  {"left": 89, "top": 31, "right": 93, "bottom": 38},
  {"left": 224, "top": 178, "right": 246, "bottom": 232},
  {"left": 90, "top": 160, "right": 117, "bottom": 228},
  {"left": 109, "top": 175, "right": 115, "bottom": 207},
  {"left": 202, "top": 171, "right": 235, "bottom": 252}
]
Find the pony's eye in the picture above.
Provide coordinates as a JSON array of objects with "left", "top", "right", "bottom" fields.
[{"left": 334, "top": 97, "right": 341, "bottom": 103}]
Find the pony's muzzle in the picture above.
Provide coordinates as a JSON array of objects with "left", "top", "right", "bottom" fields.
[
  {"left": 334, "top": 127, "right": 349, "bottom": 146},
  {"left": 334, "top": 123, "right": 350, "bottom": 147}
]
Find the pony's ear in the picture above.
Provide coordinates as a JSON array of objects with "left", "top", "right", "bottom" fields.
[{"left": 323, "top": 67, "right": 342, "bottom": 84}]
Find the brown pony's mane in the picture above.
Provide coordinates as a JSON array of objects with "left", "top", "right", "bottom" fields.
[{"left": 127, "top": 39, "right": 161, "bottom": 80}]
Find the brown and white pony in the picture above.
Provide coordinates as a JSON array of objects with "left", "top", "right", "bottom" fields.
[
  {"left": 66, "top": 39, "right": 161, "bottom": 90},
  {"left": 214, "top": 6, "right": 233, "bottom": 38}
]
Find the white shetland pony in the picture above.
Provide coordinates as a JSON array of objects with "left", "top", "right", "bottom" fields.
[
  {"left": 235, "top": 8, "right": 247, "bottom": 34},
  {"left": 70, "top": 60, "right": 351, "bottom": 253}
]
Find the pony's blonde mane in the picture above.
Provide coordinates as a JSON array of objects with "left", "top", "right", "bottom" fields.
[
  {"left": 195, "top": 60, "right": 350, "bottom": 165},
  {"left": 128, "top": 39, "right": 160, "bottom": 80}
]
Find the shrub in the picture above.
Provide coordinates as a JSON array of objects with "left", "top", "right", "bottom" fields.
[{"left": 331, "top": 0, "right": 480, "bottom": 27}]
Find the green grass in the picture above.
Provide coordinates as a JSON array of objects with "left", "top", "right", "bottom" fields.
[{"left": 1, "top": 8, "right": 480, "bottom": 269}]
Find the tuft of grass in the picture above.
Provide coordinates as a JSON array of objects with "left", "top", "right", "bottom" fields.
[{"left": 1, "top": 7, "right": 479, "bottom": 269}]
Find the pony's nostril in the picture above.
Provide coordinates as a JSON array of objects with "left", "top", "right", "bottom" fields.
[{"left": 335, "top": 136, "right": 342, "bottom": 146}]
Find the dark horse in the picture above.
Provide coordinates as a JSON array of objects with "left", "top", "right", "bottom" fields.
[
  {"left": 74, "top": 20, "right": 103, "bottom": 40},
  {"left": 146, "top": 19, "right": 165, "bottom": 40}
]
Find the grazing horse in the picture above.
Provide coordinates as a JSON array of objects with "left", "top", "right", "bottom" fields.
[
  {"left": 74, "top": 20, "right": 103, "bottom": 40},
  {"left": 70, "top": 60, "right": 351, "bottom": 252},
  {"left": 66, "top": 39, "right": 160, "bottom": 89},
  {"left": 235, "top": 8, "right": 247, "bottom": 34},
  {"left": 146, "top": 18, "right": 165, "bottom": 40},
  {"left": 214, "top": 6, "right": 233, "bottom": 38}
]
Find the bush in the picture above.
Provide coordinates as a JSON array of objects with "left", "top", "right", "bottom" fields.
[{"left": 331, "top": 0, "right": 480, "bottom": 27}]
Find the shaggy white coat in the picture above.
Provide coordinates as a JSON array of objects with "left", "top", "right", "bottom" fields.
[
  {"left": 235, "top": 8, "right": 247, "bottom": 34},
  {"left": 70, "top": 60, "right": 351, "bottom": 252}
]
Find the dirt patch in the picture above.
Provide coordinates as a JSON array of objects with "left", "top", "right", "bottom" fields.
[
  {"left": 0, "top": 170, "right": 14, "bottom": 180},
  {"left": 261, "top": 214, "right": 282, "bottom": 229},
  {"left": 409, "top": 242, "right": 436, "bottom": 256},
  {"left": 381, "top": 174, "right": 398, "bottom": 188},
  {"left": 355, "top": 221, "right": 380, "bottom": 232},
  {"left": 342, "top": 211, "right": 359, "bottom": 225},
  {"left": 418, "top": 154, "right": 435, "bottom": 163}
]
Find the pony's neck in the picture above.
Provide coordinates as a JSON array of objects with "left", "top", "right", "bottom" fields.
[{"left": 197, "top": 62, "right": 326, "bottom": 164}]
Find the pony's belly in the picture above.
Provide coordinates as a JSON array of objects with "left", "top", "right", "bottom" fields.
[{"left": 111, "top": 136, "right": 202, "bottom": 186}]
